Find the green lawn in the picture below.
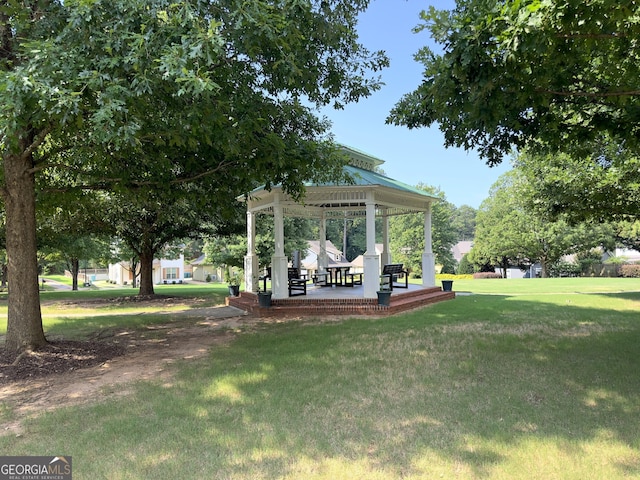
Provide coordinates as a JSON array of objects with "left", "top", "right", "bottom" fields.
[
  {"left": 1, "top": 278, "right": 640, "bottom": 479},
  {"left": 448, "top": 276, "right": 639, "bottom": 295},
  {"left": 0, "top": 283, "right": 231, "bottom": 336}
]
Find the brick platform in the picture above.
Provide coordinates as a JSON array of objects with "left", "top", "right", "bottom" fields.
[{"left": 226, "top": 286, "right": 455, "bottom": 317}]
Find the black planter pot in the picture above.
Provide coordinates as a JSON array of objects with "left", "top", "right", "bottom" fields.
[
  {"left": 228, "top": 285, "right": 240, "bottom": 297},
  {"left": 377, "top": 290, "right": 392, "bottom": 306},
  {"left": 258, "top": 291, "right": 272, "bottom": 307},
  {"left": 441, "top": 280, "right": 454, "bottom": 292}
]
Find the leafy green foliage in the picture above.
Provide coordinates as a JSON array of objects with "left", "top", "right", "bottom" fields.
[
  {"left": 204, "top": 215, "right": 313, "bottom": 274},
  {"left": 451, "top": 204, "right": 476, "bottom": 241},
  {"left": 456, "top": 254, "right": 474, "bottom": 275},
  {"left": 388, "top": 184, "right": 457, "bottom": 274},
  {"left": 36, "top": 190, "right": 113, "bottom": 284},
  {"left": 516, "top": 140, "right": 640, "bottom": 224},
  {"left": 323, "top": 217, "right": 368, "bottom": 261},
  {"left": 389, "top": 0, "right": 640, "bottom": 165},
  {"left": 473, "top": 169, "right": 615, "bottom": 277},
  {"left": 548, "top": 259, "right": 582, "bottom": 278},
  {"left": 615, "top": 220, "right": 640, "bottom": 251}
]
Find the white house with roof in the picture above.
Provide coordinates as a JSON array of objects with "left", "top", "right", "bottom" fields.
[
  {"left": 609, "top": 247, "right": 640, "bottom": 262},
  {"left": 350, "top": 244, "right": 383, "bottom": 273},
  {"left": 108, "top": 255, "right": 185, "bottom": 285},
  {"left": 300, "top": 240, "right": 350, "bottom": 275}
]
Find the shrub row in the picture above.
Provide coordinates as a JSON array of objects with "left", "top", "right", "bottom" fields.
[
  {"left": 620, "top": 264, "right": 640, "bottom": 278},
  {"left": 436, "top": 274, "right": 473, "bottom": 280},
  {"left": 472, "top": 272, "right": 503, "bottom": 279}
]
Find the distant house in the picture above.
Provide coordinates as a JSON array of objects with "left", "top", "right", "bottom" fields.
[
  {"left": 452, "top": 240, "right": 473, "bottom": 263},
  {"left": 350, "top": 244, "right": 383, "bottom": 273},
  {"left": 190, "top": 254, "right": 223, "bottom": 282},
  {"left": 108, "top": 254, "right": 185, "bottom": 285},
  {"left": 301, "top": 240, "right": 351, "bottom": 275},
  {"left": 606, "top": 247, "right": 640, "bottom": 263}
]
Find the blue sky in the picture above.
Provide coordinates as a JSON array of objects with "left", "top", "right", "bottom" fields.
[{"left": 320, "top": 0, "right": 512, "bottom": 209}]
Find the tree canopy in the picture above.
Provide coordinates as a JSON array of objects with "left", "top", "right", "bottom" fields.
[
  {"left": 389, "top": 184, "right": 457, "bottom": 275},
  {"left": 451, "top": 204, "right": 476, "bottom": 241},
  {"left": 472, "top": 170, "right": 615, "bottom": 277},
  {"left": 1, "top": 0, "right": 388, "bottom": 355},
  {"left": 388, "top": 0, "right": 640, "bottom": 165},
  {"left": 516, "top": 139, "right": 640, "bottom": 223}
]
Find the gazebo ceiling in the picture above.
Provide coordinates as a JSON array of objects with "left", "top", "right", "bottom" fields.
[{"left": 245, "top": 145, "right": 438, "bottom": 219}]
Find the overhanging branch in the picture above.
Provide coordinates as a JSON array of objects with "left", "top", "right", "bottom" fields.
[
  {"left": 40, "top": 158, "right": 238, "bottom": 193},
  {"left": 22, "top": 125, "right": 53, "bottom": 163}
]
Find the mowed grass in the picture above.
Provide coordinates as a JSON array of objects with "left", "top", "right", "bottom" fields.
[
  {"left": 447, "top": 276, "right": 639, "bottom": 295},
  {"left": 0, "top": 282, "right": 230, "bottom": 336},
  {"left": 1, "top": 279, "right": 640, "bottom": 478}
]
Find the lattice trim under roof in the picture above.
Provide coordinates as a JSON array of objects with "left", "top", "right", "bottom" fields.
[{"left": 256, "top": 204, "right": 427, "bottom": 220}]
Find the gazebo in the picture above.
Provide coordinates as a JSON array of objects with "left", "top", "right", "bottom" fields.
[{"left": 242, "top": 145, "right": 439, "bottom": 300}]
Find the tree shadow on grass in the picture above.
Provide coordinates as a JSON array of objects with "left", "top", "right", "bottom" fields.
[
  {"left": 179, "top": 296, "right": 640, "bottom": 478},
  {"left": 7, "top": 295, "right": 640, "bottom": 479}
]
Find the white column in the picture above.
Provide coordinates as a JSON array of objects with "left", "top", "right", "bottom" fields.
[
  {"left": 380, "top": 208, "right": 391, "bottom": 267},
  {"left": 422, "top": 202, "right": 436, "bottom": 287},
  {"left": 318, "top": 212, "right": 328, "bottom": 271},
  {"left": 272, "top": 196, "right": 289, "bottom": 298},
  {"left": 244, "top": 210, "right": 259, "bottom": 292},
  {"left": 363, "top": 194, "right": 379, "bottom": 298}
]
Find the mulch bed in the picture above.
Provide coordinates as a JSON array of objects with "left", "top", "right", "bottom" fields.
[
  {"left": 0, "top": 341, "right": 126, "bottom": 384},
  {"left": 0, "top": 295, "right": 199, "bottom": 385}
]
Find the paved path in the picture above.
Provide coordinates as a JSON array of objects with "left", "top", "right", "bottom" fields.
[{"left": 41, "top": 278, "right": 72, "bottom": 290}]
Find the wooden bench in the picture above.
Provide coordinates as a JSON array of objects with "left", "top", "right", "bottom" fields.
[
  {"left": 380, "top": 264, "right": 408, "bottom": 290},
  {"left": 288, "top": 267, "right": 308, "bottom": 296}
]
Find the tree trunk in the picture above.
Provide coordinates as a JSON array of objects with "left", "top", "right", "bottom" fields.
[
  {"left": 3, "top": 150, "right": 46, "bottom": 356},
  {"left": 130, "top": 258, "right": 139, "bottom": 289},
  {"left": 70, "top": 258, "right": 79, "bottom": 291},
  {"left": 540, "top": 258, "right": 550, "bottom": 278},
  {"left": 138, "top": 250, "right": 155, "bottom": 296},
  {"left": 1, "top": 263, "right": 7, "bottom": 289}
]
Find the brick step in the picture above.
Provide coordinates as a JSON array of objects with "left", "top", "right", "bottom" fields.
[
  {"left": 259, "top": 303, "right": 389, "bottom": 317},
  {"left": 225, "top": 293, "right": 261, "bottom": 314},
  {"left": 227, "top": 288, "right": 455, "bottom": 317},
  {"left": 388, "top": 290, "right": 455, "bottom": 314},
  {"left": 385, "top": 286, "right": 443, "bottom": 299}
]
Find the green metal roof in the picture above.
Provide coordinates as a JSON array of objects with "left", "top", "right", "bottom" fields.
[
  {"left": 248, "top": 145, "right": 438, "bottom": 201},
  {"left": 341, "top": 165, "right": 437, "bottom": 199},
  {"left": 299, "top": 144, "right": 437, "bottom": 199}
]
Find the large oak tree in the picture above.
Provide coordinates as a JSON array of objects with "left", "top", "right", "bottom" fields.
[
  {"left": 516, "top": 140, "right": 640, "bottom": 223},
  {"left": 516, "top": 141, "right": 640, "bottom": 253},
  {"left": 1, "top": 0, "right": 388, "bottom": 356}
]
